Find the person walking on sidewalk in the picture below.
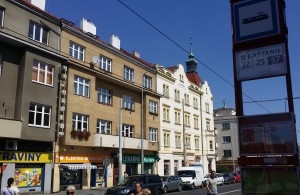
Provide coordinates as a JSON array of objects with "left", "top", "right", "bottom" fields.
[
  {"left": 65, "top": 185, "right": 76, "bottom": 195},
  {"left": 206, "top": 170, "right": 218, "bottom": 195},
  {"left": 1, "top": 178, "right": 19, "bottom": 195}
]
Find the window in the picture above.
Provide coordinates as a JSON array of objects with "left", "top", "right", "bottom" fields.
[
  {"left": 32, "top": 60, "right": 54, "bottom": 86},
  {"left": 175, "top": 134, "right": 181, "bottom": 148},
  {"left": 164, "top": 131, "right": 170, "bottom": 147},
  {"left": 163, "top": 107, "right": 170, "bottom": 122},
  {"left": 180, "top": 74, "right": 184, "bottom": 82},
  {"left": 195, "top": 137, "right": 200, "bottom": 150},
  {"left": 143, "top": 75, "right": 152, "bottom": 89},
  {"left": 98, "top": 87, "right": 112, "bottom": 105},
  {"left": 184, "top": 94, "right": 189, "bottom": 105},
  {"left": 69, "top": 42, "right": 85, "bottom": 61},
  {"left": 206, "top": 120, "right": 210, "bottom": 130},
  {"left": 205, "top": 102, "right": 209, "bottom": 113},
  {"left": 149, "top": 101, "right": 158, "bottom": 114},
  {"left": 184, "top": 113, "right": 190, "bottom": 127},
  {"left": 185, "top": 136, "right": 191, "bottom": 149},
  {"left": 163, "top": 84, "right": 169, "bottom": 97},
  {"left": 193, "top": 97, "right": 198, "bottom": 109},
  {"left": 122, "top": 124, "right": 134, "bottom": 137},
  {"left": 194, "top": 116, "right": 199, "bottom": 129},
  {"left": 124, "top": 66, "right": 134, "bottom": 81},
  {"left": 223, "top": 150, "right": 232, "bottom": 157},
  {"left": 74, "top": 75, "right": 90, "bottom": 97},
  {"left": 96, "top": 119, "right": 111, "bottom": 134},
  {"left": 72, "top": 113, "right": 89, "bottom": 131},
  {"left": 28, "top": 21, "right": 48, "bottom": 44},
  {"left": 223, "top": 136, "right": 231, "bottom": 143},
  {"left": 149, "top": 128, "right": 157, "bottom": 142},
  {"left": 222, "top": 122, "right": 230, "bottom": 130},
  {"left": 175, "top": 110, "right": 181, "bottom": 124},
  {"left": 174, "top": 90, "right": 180, "bottom": 102},
  {"left": 0, "top": 53, "right": 3, "bottom": 76},
  {"left": 99, "top": 55, "right": 112, "bottom": 72},
  {"left": 209, "top": 140, "right": 214, "bottom": 151},
  {"left": 0, "top": 8, "right": 4, "bottom": 27},
  {"left": 28, "top": 103, "right": 51, "bottom": 128},
  {"left": 123, "top": 95, "right": 134, "bottom": 110}
]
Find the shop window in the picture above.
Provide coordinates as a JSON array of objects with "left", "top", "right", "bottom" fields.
[
  {"left": 60, "top": 168, "right": 81, "bottom": 185},
  {"left": 164, "top": 160, "right": 170, "bottom": 175},
  {"left": 14, "top": 164, "right": 43, "bottom": 188}
]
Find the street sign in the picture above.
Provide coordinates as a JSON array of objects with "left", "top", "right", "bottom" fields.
[{"left": 103, "top": 158, "right": 110, "bottom": 166}]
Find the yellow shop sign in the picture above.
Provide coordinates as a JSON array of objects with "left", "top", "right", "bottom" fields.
[{"left": 0, "top": 151, "right": 52, "bottom": 163}]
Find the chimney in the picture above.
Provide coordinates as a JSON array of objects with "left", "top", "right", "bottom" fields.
[
  {"left": 28, "top": 0, "right": 46, "bottom": 11},
  {"left": 80, "top": 18, "right": 96, "bottom": 35},
  {"left": 133, "top": 50, "right": 140, "bottom": 58},
  {"left": 110, "top": 34, "right": 120, "bottom": 50}
]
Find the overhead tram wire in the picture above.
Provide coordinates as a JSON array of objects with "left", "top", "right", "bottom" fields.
[{"left": 118, "top": 0, "right": 271, "bottom": 113}]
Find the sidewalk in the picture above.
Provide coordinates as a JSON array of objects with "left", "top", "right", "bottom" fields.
[{"left": 23, "top": 188, "right": 107, "bottom": 195}]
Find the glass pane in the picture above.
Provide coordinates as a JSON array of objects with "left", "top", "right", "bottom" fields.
[
  {"left": 79, "top": 85, "right": 83, "bottom": 95},
  {"left": 47, "top": 71, "right": 53, "bottom": 85},
  {"left": 32, "top": 69, "right": 38, "bottom": 81},
  {"left": 36, "top": 105, "right": 42, "bottom": 112},
  {"left": 42, "top": 29, "right": 48, "bottom": 44},
  {"left": 34, "top": 25, "right": 41, "bottom": 41},
  {"left": 28, "top": 22, "right": 34, "bottom": 38},
  {"left": 44, "top": 114, "right": 50, "bottom": 126},
  {"left": 36, "top": 113, "right": 42, "bottom": 125},
  {"left": 28, "top": 111, "right": 34, "bottom": 125},
  {"left": 39, "top": 69, "right": 45, "bottom": 83}
]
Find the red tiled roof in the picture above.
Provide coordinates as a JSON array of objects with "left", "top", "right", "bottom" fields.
[
  {"left": 166, "top": 66, "right": 177, "bottom": 72},
  {"left": 186, "top": 72, "right": 202, "bottom": 86}
]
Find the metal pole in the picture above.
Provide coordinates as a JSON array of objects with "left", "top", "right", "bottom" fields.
[
  {"left": 141, "top": 74, "right": 144, "bottom": 174},
  {"left": 182, "top": 99, "right": 186, "bottom": 166},
  {"left": 230, "top": 128, "right": 235, "bottom": 172},
  {"left": 200, "top": 94, "right": 204, "bottom": 173},
  {"left": 118, "top": 97, "right": 123, "bottom": 182}
]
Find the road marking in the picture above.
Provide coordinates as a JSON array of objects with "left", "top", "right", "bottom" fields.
[{"left": 220, "top": 189, "right": 241, "bottom": 194}]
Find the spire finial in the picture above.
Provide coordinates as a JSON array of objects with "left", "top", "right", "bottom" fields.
[{"left": 189, "top": 37, "right": 193, "bottom": 57}]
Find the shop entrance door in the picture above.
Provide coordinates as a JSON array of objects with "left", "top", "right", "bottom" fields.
[{"left": 90, "top": 169, "right": 96, "bottom": 188}]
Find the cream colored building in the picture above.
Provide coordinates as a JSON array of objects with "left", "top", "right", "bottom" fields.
[{"left": 156, "top": 49, "right": 215, "bottom": 176}]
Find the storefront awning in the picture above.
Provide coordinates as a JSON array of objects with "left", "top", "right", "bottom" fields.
[{"left": 60, "top": 164, "right": 98, "bottom": 170}]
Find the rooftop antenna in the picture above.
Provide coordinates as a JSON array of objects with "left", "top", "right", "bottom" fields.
[{"left": 222, "top": 99, "right": 227, "bottom": 108}]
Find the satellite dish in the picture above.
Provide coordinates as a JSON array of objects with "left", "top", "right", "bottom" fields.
[{"left": 92, "top": 56, "right": 99, "bottom": 63}]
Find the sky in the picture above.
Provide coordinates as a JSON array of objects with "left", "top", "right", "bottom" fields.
[{"left": 46, "top": 1, "right": 300, "bottom": 140}]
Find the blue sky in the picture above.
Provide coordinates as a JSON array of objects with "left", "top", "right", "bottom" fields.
[{"left": 46, "top": 0, "right": 300, "bottom": 140}]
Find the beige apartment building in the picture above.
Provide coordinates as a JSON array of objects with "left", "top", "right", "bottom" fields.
[{"left": 53, "top": 18, "right": 161, "bottom": 191}]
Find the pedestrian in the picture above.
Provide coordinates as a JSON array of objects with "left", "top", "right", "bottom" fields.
[
  {"left": 115, "top": 174, "right": 118, "bottom": 183},
  {"left": 130, "top": 182, "right": 143, "bottom": 195},
  {"left": 206, "top": 170, "right": 218, "bottom": 195},
  {"left": 124, "top": 172, "right": 128, "bottom": 178},
  {"left": 141, "top": 188, "right": 151, "bottom": 195},
  {"left": 65, "top": 185, "right": 76, "bottom": 195},
  {"left": 1, "top": 177, "right": 19, "bottom": 195}
]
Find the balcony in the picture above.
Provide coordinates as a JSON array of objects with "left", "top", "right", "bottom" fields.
[
  {"left": 0, "top": 119, "right": 22, "bottom": 138},
  {"left": 205, "top": 129, "right": 215, "bottom": 136},
  {"left": 92, "top": 133, "right": 148, "bottom": 149}
]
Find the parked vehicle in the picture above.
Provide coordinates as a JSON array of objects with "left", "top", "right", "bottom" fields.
[
  {"left": 222, "top": 173, "right": 236, "bottom": 184},
  {"left": 177, "top": 166, "right": 204, "bottom": 189},
  {"left": 201, "top": 173, "right": 224, "bottom": 187},
  {"left": 232, "top": 172, "right": 241, "bottom": 182},
  {"left": 160, "top": 175, "right": 183, "bottom": 193},
  {"left": 105, "top": 174, "right": 163, "bottom": 195}
]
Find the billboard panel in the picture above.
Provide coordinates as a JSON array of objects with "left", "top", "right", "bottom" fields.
[
  {"left": 233, "top": 0, "right": 280, "bottom": 43},
  {"left": 239, "top": 113, "right": 297, "bottom": 155},
  {"left": 235, "top": 43, "right": 287, "bottom": 81}
]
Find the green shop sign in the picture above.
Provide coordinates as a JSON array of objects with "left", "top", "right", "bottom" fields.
[{"left": 123, "top": 154, "right": 155, "bottom": 163}]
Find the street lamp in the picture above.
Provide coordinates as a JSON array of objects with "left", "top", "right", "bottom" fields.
[
  {"left": 118, "top": 97, "right": 123, "bottom": 181},
  {"left": 141, "top": 74, "right": 144, "bottom": 174}
]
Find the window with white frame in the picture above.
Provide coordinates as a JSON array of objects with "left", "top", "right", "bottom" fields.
[
  {"left": 123, "top": 95, "right": 134, "bottom": 110},
  {"left": 124, "top": 66, "right": 134, "bottom": 81},
  {"left": 184, "top": 94, "right": 190, "bottom": 105},
  {"left": 149, "top": 127, "right": 157, "bottom": 142},
  {"left": 0, "top": 8, "right": 4, "bottom": 27},
  {"left": 28, "top": 103, "right": 51, "bottom": 128},
  {"left": 193, "top": 97, "right": 198, "bottom": 109},
  {"left": 185, "top": 136, "right": 191, "bottom": 149},
  {"left": 164, "top": 131, "right": 170, "bottom": 147},
  {"left": 99, "top": 55, "right": 112, "bottom": 72},
  {"left": 69, "top": 42, "right": 85, "bottom": 61},
  {"left": 0, "top": 53, "right": 3, "bottom": 76},
  {"left": 143, "top": 75, "right": 152, "bottom": 89},
  {"left": 149, "top": 101, "right": 157, "bottom": 114},
  {"left": 223, "top": 150, "right": 232, "bottom": 157},
  {"left": 74, "top": 75, "right": 90, "bottom": 97},
  {"left": 180, "top": 74, "right": 184, "bottom": 82},
  {"left": 175, "top": 110, "right": 181, "bottom": 124},
  {"left": 32, "top": 60, "right": 54, "bottom": 86},
  {"left": 163, "top": 107, "right": 170, "bottom": 122},
  {"left": 209, "top": 140, "right": 214, "bottom": 151},
  {"left": 122, "top": 124, "right": 134, "bottom": 137},
  {"left": 96, "top": 119, "right": 111, "bottom": 134},
  {"left": 195, "top": 137, "right": 200, "bottom": 150},
  {"left": 174, "top": 89, "right": 180, "bottom": 102},
  {"left": 175, "top": 134, "right": 181, "bottom": 148},
  {"left": 163, "top": 84, "right": 169, "bottom": 97},
  {"left": 222, "top": 122, "right": 230, "bottom": 130},
  {"left": 98, "top": 87, "right": 112, "bottom": 105},
  {"left": 206, "top": 120, "right": 210, "bottom": 130},
  {"left": 205, "top": 102, "right": 209, "bottom": 113},
  {"left": 194, "top": 116, "right": 199, "bottom": 129},
  {"left": 72, "top": 113, "right": 89, "bottom": 131},
  {"left": 184, "top": 113, "right": 190, "bottom": 127},
  {"left": 28, "top": 21, "right": 49, "bottom": 44},
  {"left": 223, "top": 136, "right": 231, "bottom": 143}
]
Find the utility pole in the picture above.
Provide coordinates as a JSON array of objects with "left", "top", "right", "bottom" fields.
[
  {"left": 200, "top": 93, "right": 205, "bottom": 174},
  {"left": 118, "top": 97, "right": 123, "bottom": 182},
  {"left": 182, "top": 99, "right": 186, "bottom": 166},
  {"left": 141, "top": 74, "right": 144, "bottom": 174}
]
